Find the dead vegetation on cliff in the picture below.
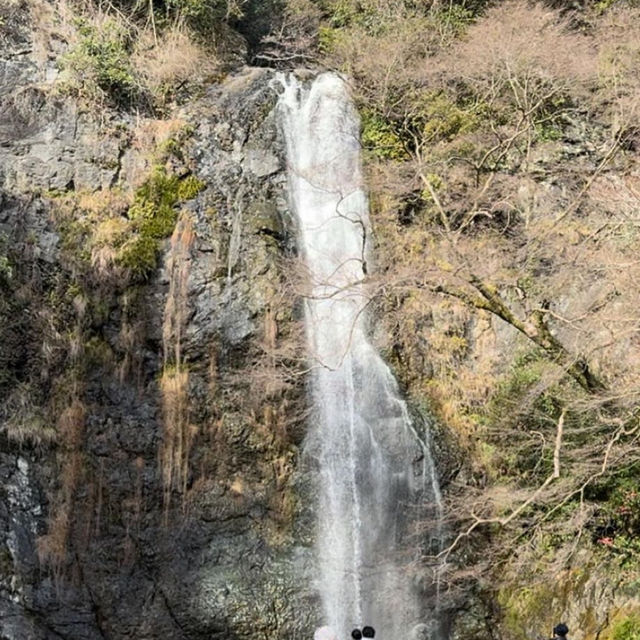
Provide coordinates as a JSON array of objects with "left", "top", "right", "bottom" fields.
[
  {"left": 320, "top": 0, "right": 640, "bottom": 625},
  {"left": 160, "top": 211, "right": 196, "bottom": 517},
  {"left": 20, "top": 0, "right": 224, "bottom": 111}
]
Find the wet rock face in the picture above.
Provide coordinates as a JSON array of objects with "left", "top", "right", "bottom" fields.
[
  {"left": 0, "top": 36, "right": 315, "bottom": 639},
  {"left": 487, "top": 552, "right": 640, "bottom": 640},
  {"left": 0, "top": 454, "right": 47, "bottom": 640}
]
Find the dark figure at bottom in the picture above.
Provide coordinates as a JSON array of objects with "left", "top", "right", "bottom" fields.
[{"left": 352, "top": 627, "right": 375, "bottom": 640}]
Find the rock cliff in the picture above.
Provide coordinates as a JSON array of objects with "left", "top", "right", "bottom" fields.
[{"left": 0, "top": 15, "right": 318, "bottom": 637}]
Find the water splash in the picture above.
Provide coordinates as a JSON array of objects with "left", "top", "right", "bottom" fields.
[{"left": 277, "top": 72, "right": 442, "bottom": 640}]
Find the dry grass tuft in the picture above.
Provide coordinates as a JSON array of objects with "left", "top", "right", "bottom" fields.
[
  {"left": 133, "top": 25, "right": 216, "bottom": 104},
  {"left": 130, "top": 117, "right": 186, "bottom": 160},
  {"left": 160, "top": 368, "right": 194, "bottom": 513},
  {"left": 0, "top": 382, "right": 55, "bottom": 446},
  {"left": 90, "top": 217, "right": 129, "bottom": 277},
  {"left": 37, "top": 508, "right": 70, "bottom": 577},
  {"left": 76, "top": 189, "right": 131, "bottom": 217}
]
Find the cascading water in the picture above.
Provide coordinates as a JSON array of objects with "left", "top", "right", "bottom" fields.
[{"left": 277, "top": 73, "right": 442, "bottom": 640}]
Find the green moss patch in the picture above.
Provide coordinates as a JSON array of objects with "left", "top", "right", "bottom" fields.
[
  {"left": 360, "top": 109, "right": 407, "bottom": 160},
  {"left": 612, "top": 615, "right": 640, "bottom": 640},
  {"left": 119, "top": 167, "right": 204, "bottom": 278}
]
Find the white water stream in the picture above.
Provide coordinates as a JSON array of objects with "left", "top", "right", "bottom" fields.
[{"left": 277, "top": 73, "right": 442, "bottom": 640}]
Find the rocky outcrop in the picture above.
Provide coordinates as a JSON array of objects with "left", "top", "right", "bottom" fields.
[
  {"left": 0, "top": 16, "right": 317, "bottom": 637},
  {"left": 495, "top": 550, "right": 640, "bottom": 640}
]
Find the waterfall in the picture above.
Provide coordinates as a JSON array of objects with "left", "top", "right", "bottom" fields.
[{"left": 277, "top": 73, "right": 442, "bottom": 640}]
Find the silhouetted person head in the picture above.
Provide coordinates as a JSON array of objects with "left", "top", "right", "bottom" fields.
[
  {"left": 362, "top": 627, "right": 375, "bottom": 638},
  {"left": 554, "top": 624, "right": 569, "bottom": 638},
  {"left": 352, "top": 630, "right": 362, "bottom": 640}
]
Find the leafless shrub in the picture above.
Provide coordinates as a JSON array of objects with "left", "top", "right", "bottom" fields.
[
  {"left": 257, "top": 0, "right": 321, "bottom": 65},
  {"left": 324, "top": 14, "right": 438, "bottom": 115},
  {"left": 133, "top": 24, "right": 218, "bottom": 104},
  {"left": 594, "top": 5, "right": 640, "bottom": 132},
  {"left": 449, "top": 1, "right": 597, "bottom": 93}
]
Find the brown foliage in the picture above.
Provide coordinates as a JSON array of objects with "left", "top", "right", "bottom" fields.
[
  {"left": 350, "top": 0, "right": 640, "bottom": 590},
  {"left": 449, "top": 1, "right": 597, "bottom": 91},
  {"left": 163, "top": 212, "right": 195, "bottom": 367},
  {"left": 37, "top": 396, "right": 87, "bottom": 577},
  {"left": 257, "top": 0, "right": 322, "bottom": 64},
  {"left": 594, "top": 5, "right": 640, "bottom": 132},
  {"left": 160, "top": 212, "right": 196, "bottom": 516},
  {"left": 133, "top": 25, "right": 218, "bottom": 105}
]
